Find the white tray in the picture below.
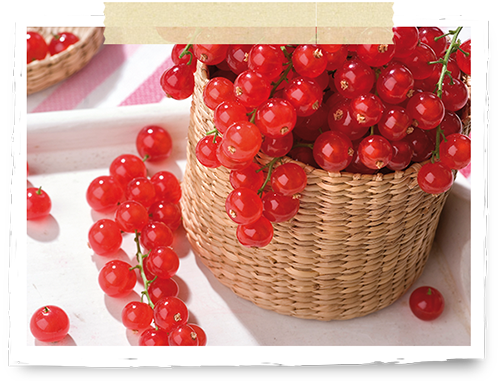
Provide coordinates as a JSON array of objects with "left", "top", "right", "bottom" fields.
[{"left": 18, "top": 100, "right": 475, "bottom": 364}]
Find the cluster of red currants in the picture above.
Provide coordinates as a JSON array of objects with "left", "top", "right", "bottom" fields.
[
  {"left": 160, "top": 27, "right": 471, "bottom": 248},
  {"left": 85, "top": 125, "right": 206, "bottom": 346},
  {"left": 27, "top": 30, "right": 80, "bottom": 64}
]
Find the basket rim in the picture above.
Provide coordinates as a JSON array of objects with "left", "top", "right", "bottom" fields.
[{"left": 196, "top": 62, "right": 471, "bottom": 183}]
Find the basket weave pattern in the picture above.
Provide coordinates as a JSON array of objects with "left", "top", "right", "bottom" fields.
[
  {"left": 180, "top": 62, "right": 470, "bottom": 321},
  {"left": 27, "top": 27, "right": 105, "bottom": 95}
]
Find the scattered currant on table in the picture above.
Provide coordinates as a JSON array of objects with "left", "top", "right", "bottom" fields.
[
  {"left": 30, "top": 305, "right": 70, "bottom": 343},
  {"left": 161, "top": 26, "right": 471, "bottom": 248},
  {"left": 84, "top": 126, "right": 206, "bottom": 346},
  {"left": 27, "top": 186, "right": 52, "bottom": 220},
  {"left": 409, "top": 286, "right": 445, "bottom": 321}
]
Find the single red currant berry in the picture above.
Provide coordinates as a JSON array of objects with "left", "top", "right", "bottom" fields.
[
  {"left": 320, "top": 44, "right": 349, "bottom": 71},
  {"left": 439, "top": 133, "right": 471, "bottom": 170},
  {"left": 192, "top": 44, "right": 228, "bottom": 65},
  {"left": 358, "top": 135, "right": 394, "bottom": 170},
  {"left": 168, "top": 324, "right": 199, "bottom": 346},
  {"left": 225, "top": 187, "right": 263, "bottom": 225},
  {"left": 254, "top": 97, "right": 297, "bottom": 138},
  {"left": 377, "top": 105, "right": 412, "bottom": 141},
  {"left": 350, "top": 93, "right": 384, "bottom": 126},
  {"left": 150, "top": 171, "right": 182, "bottom": 204},
  {"left": 417, "top": 162, "right": 454, "bottom": 194},
  {"left": 27, "top": 31, "right": 48, "bottom": 63},
  {"left": 344, "top": 141, "right": 378, "bottom": 175},
  {"left": 86, "top": 175, "right": 124, "bottom": 212},
  {"left": 109, "top": 154, "right": 148, "bottom": 190},
  {"left": 400, "top": 43, "right": 437, "bottom": 80},
  {"left": 406, "top": 91, "right": 445, "bottom": 130},
  {"left": 146, "top": 246, "right": 180, "bottom": 279},
  {"left": 333, "top": 58, "right": 375, "bottom": 99},
  {"left": 226, "top": 44, "right": 252, "bottom": 75},
  {"left": 456, "top": 39, "right": 471, "bottom": 75},
  {"left": 440, "top": 110, "right": 463, "bottom": 136},
  {"left": 229, "top": 162, "right": 264, "bottom": 192},
  {"left": 139, "top": 327, "right": 169, "bottom": 346},
  {"left": 288, "top": 146, "right": 317, "bottom": 168},
  {"left": 260, "top": 133, "right": 294, "bottom": 158},
  {"left": 27, "top": 186, "right": 51, "bottom": 220},
  {"left": 441, "top": 77, "right": 469, "bottom": 112},
  {"left": 148, "top": 201, "right": 182, "bottom": 231},
  {"left": 262, "top": 192, "right": 300, "bottom": 223},
  {"left": 376, "top": 61, "right": 415, "bottom": 105},
  {"left": 203, "top": 76, "right": 236, "bottom": 110},
  {"left": 214, "top": 100, "right": 248, "bottom": 134},
  {"left": 283, "top": 76, "right": 323, "bottom": 117},
  {"left": 98, "top": 259, "right": 137, "bottom": 297},
  {"left": 121, "top": 301, "right": 154, "bottom": 330},
  {"left": 356, "top": 43, "right": 396, "bottom": 67},
  {"left": 386, "top": 139, "right": 413, "bottom": 171},
  {"left": 247, "top": 44, "right": 286, "bottom": 81},
  {"left": 47, "top": 31, "right": 79, "bottom": 55},
  {"left": 88, "top": 219, "right": 123, "bottom": 256},
  {"left": 270, "top": 162, "right": 308, "bottom": 197},
  {"left": 148, "top": 277, "right": 180, "bottom": 304},
  {"left": 153, "top": 296, "right": 189, "bottom": 332},
  {"left": 236, "top": 216, "right": 274, "bottom": 247},
  {"left": 187, "top": 324, "right": 207, "bottom": 346},
  {"left": 409, "top": 286, "right": 445, "bottom": 321},
  {"left": 171, "top": 44, "right": 197, "bottom": 72},
  {"left": 30, "top": 305, "right": 70, "bottom": 343},
  {"left": 126, "top": 177, "right": 157, "bottom": 208},
  {"left": 392, "top": 27, "right": 419, "bottom": 58},
  {"left": 160, "top": 64, "right": 195, "bottom": 100},
  {"left": 140, "top": 220, "right": 174, "bottom": 252},
  {"left": 215, "top": 142, "right": 253, "bottom": 170},
  {"left": 312, "top": 130, "right": 354, "bottom": 172},
  {"left": 220, "top": 121, "right": 262, "bottom": 163},
  {"left": 196, "top": 134, "right": 222, "bottom": 168},
  {"left": 115, "top": 200, "right": 149, "bottom": 233},
  {"left": 233, "top": 69, "right": 272, "bottom": 109},
  {"left": 327, "top": 100, "right": 369, "bottom": 141},
  {"left": 292, "top": 45, "right": 328, "bottom": 78},
  {"left": 136, "top": 125, "right": 172, "bottom": 162},
  {"left": 418, "top": 27, "right": 447, "bottom": 57},
  {"left": 404, "top": 126, "right": 433, "bottom": 162}
]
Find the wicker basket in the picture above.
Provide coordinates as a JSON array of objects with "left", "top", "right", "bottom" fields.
[
  {"left": 27, "top": 27, "right": 105, "bottom": 95},
  {"left": 180, "top": 61, "right": 471, "bottom": 321}
]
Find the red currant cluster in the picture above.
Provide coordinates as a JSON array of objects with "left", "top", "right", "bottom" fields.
[
  {"left": 27, "top": 30, "right": 80, "bottom": 64},
  {"left": 85, "top": 125, "right": 206, "bottom": 346},
  {"left": 160, "top": 27, "right": 471, "bottom": 248}
]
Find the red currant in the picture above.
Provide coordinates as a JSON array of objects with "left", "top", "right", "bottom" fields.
[
  {"left": 456, "top": 39, "right": 471, "bottom": 75},
  {"left": 153, "top": 296, "right": 189, "bottom": 332},
  {"left": 98, "top": 259, "right": 137, "bottom": 297},
  {"left": 226, "top": 44, "right": 252, "bottom": 75},
  {"left": 168, "top": 324, "right": 199, "bottom": 346},
  {"left": 27, "top": 187, "right": 51, "bottom": 220},
  {"left": 220, "top": 121, "right": 262, "bottom": 163},
  {"left": 86, "top": 175, "right": 124, "bottom": 212},
  {"left": 213, "top": 100, "right": 248, "bottom": 134},
  {"left": 187, "top": 324, "right": 207, "bottom": 346},
  {"left": 146, "top": 246, "right": 180, "bottom": 279},
  {"left": 292, "top": 45, "right": 328, "bottom": 78},
  {"left": 30, "top": 305, "right": 70, "bottom": 342},
  {"left": 27, "top": 31, "right": 48, "bottom": 63},
  {"left": 260, "top": 133, "right": 294, "bottom": 158},
  {"left": 400, "top": 43, "right": 437, "bottom": 80},
  {"left": 321, "top": 44, "right": 348, "bottom": 71},
  {"left": 109, "top": 154, "right": 148, "bottom": 190},
  {"left": 88, "top": 219, "right": 123, "bottom": 256},
  {"left": 356, "top": 43, "right": 396, "bottom": 67},
  {"left": 160, "top": 64, "right": 195, "bottom": 100},
  {"left": 136, "top": 125, "right": 172, "bottom": 162},
  {"left": 417, "top": 162, "right": 453, "bottom": 194},
  {"left": 47, "top": 31, "right": 79, "bottom": 55},
  {"left": 126, "top": 177, "right": 157, "bottom": 208},
  {"left": 441, "top": 77, "right": 469, "bottom": 112},
  {"left": 192, "top": 44, "right": 228, "bottom": 65},
  {"left": 262, "top": 192, "right": 300, "bottom": 223},
  {"left": 406, "top": 91, "right": 445, "bottom": 130},
  {"left": 283, "top": 76, "right": 323, "bottom": 117},
  {"left": 376, "top": 62, "right": 415, "bottom": 105},
  {"left": 350, "top": 93, "right": 384, "bottom": 127},
  {"left": 139, "top": 220, "right": 174, "bottom": 252},
  {"left": 386, "top": 139, "right": 413, "bottom": 171},
  {"left": 225, "top": 187, "right": 263, "bottom": 225},
  {"left": 196, "top": 134, "right": 222, "bottom": 168},
  {"left": 254, "top": 97, "right": 297, "bottom": 138},
  {"left": 247, "top": 44, "right": 286, "bottom": 81},
  {"left": 377, "top": 105, "right": 412, "bottom": 141},
  {"left": 171, "top": 44, "right": 197, "bottom": 72},
  {"left": 148, "top": 277, "right": 179, "bottom": 304},
  {"left": 392, "top": 27, "right": 419, "bottom": 58},
  {"left": 115, "top": 200, "right": 149, "bottom": 233},
  {"left": 333, "top": 57, "right": 375, "bottom": 99},
  {"left": 121, "top": 301, "right": 154, "bottom": 330},
  {"left": 229, "top": 162, "right": 264, "bottom": 192},
  {"left": 150, "top": 171, "right": 182, "bottom": 205},
  {"left": 418, "top": 27, "right": 447, "bottom": 57},
  {"left": 233, "top": 69, "right": 272, "bottom": 109},
  {"left": 404, "top": 126, "right": 433, "bottom": 162},
  {"left": 327, "top": 100, "right": 369, "bottom": 141},
  {"left": 312, "top": 131, "right": 354, "bottom": 172},
  {"left": 409, "top": 286, "right": 445, "bottom": 321},
  {"left": 139, "top": 327, "right": 169, "bottom": 346},
  {"left": 236, "top": 216, "right": 274, "bottom": 247},
  {"left": 270, "top": 162, "right": 308, "bottom": 197},
  {"left": 148, "top": 201, "right": 182, "bottom": 231},
  {"left": 203, "top": 76, "right": 236, "bottom": 110},
  {"left": 439, "top": 133, "right": 471, "bottom": 170},
  {"left": 358, "top": 135, "right": 394, "bottom": 170}
]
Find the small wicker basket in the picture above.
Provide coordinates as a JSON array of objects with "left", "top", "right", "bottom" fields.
[
  {"left": 27, "top": 27, "right": 105, "bottom": 95},
  {"left": 180, "top": 61, "right": 471, "bottom": 321}
]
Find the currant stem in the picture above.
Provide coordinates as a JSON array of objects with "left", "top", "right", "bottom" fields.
[
  {"left": 257, "top": 156, "right": 282, "bottom": 196},
  {"left": 133, "top": 231, "right": 155, "bottom": 309},
  {"left": 179, "top": 44, "right": 194, "bottom": 66}
]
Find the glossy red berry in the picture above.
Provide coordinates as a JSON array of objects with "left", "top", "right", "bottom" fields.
[
  {"left": 404, "top": 126, "right": 433, "bottom": 162},
  {"left": 86, "top": 175, "right": 124, "bottom": 212},
  {"left": 358, "top": 135, "right": 394, "bottom": 170},
  {"left": 406, "top": 91, "right": 445, "bottom": 130},
  {"left": 187, "top": 324, "right": 207, "bottom": 346},
  {"left": 417, "top": 162, "right": 454, "bottom": 194},
  {"left": 356, "top": 43, "right": 396, "bottom": 67},
  {"left": 30, "top": 305, "right": 70, "bottom": 343},
  {"left": 376, "top": 62, "right": 415, "bottom": 104},
  {"left": 115, "top": 200, "right": 149, "bottom": 233},
  {"left": 392, "top": 27, "right": 419, "bottom": 58},
  {"left": 109, "top": 154, "right": 148, "bottom": 190},
  {"left": 192, "top": 44, "right": 228, "bottom": 65},
  {"left": 220, "top": 121, "right": 262, "bottom": 163},
  {"left": 439, "top": 133, "right": 471, "bottom": 170},
  {"left": 148, "top": 201, "right": 182, "bottom": 231},
  {"left": 262, "top": 192, "right": 300, "bottom": 223},
  {"left": 88, "top": 219, "right": 123, "bottom": 256},
  {"left": 171, "top": 44, "right": 197, "bottom": 72},
  {"left": 350, "top": 93, "right": 384, "bottom": 127},
  {"left": 312, "top": 131, "right": 354, "bottom": 172},
  {"left": 27, "top": 31, "right": 48, "bottom": 63},
  {"left": 283, "top": 76, "right": 323, "bottom": 117},
  {"left": 260, "top": 133, "right": 294, "bottom": 158},
  {"left": 203, "top": 76, "right": 236, "bottom": 110},
  {"left": 98, "top": 260, "right": 137, "bottom": 297},
  {"left": 150, "top": 171, "right": 182, "bottom": 205},
  {"left": 27, "top": 187, "right": 52, "bottom": 220},
  {"left": 418, "top": 27, "right": 447, "bottom": 57},
  {"left": 409, "top": 286, "right": 445, "bottom": 321},
  {"left": 400, "top": 43, "right": 437, "bottom": 80},
  {"left": 229, "top": 162, "right": 264, "bottom": 192},
  {"left": 270, "top": 162, "right": 308, "bottom": 197},
  {"left": 146, "top": 246, "right": 180, "bottom": 279},
  {"left": 148, "top": 277, "right": 179, "bottom": 304},
  {"left": 121, "top": 301, "right": 154, "bottom": 330},
  {"left": 48, "top": 31, "right": 79, "bottom": 55},
  {"left": 233, "top": 69, "right": 272, "bottom": 109},
  {"left": 321, "top": 44, "right": 348, "bottom": 71},
  {"left": 441, "top": 77, "right": 469, "bottom": 112},
  {"left": 386, "top": 139, "right": 413, "bottom": 171},
  {"left": 136, "top": 125, "right": 172, "bottom": 162},
  {"left": 456, "top": 39, "right": 471, "bottom": 75},
  {"left": 168, "top": 324, "right": 199, "bottom": 346},
  {"left": 153, "top": 296, "right": 189, "bottom": 332},
  {"left": 236, "top": 216, "right": 274, "bottom": 247},
  {"left": 247, "top": 44, "right": 286, "bottom": 81},
  {"left": 126, "top": 177, "right": 157, "bottom": 208},
  {"left": 333, "top": 58, "right": 375, "bottom": 99},
  {"left": 377, "top": 105, "right": 412, "bottom": 141},
  {"left": 254, "top": 97, "right": 297, "bottom": 138},
  {"left": 225, "top": 187, "right": 263, "bottom": 225},
  {"left": 139, "top": 327, "right": 169, "bottom": 346},
  {"left": 292, "top": 45, "right": 328, "bottom": 78},
  {"left": 327, "top": 100, "right": 369, "bottom": 141},
  {"left": 195, "top": 135, "right": 222, "bottom": 168},
  {"left": 160, "top": 64, "right": 195, "bottom": 100},
  {"left": 213, "top": 100, "right": 248, "bottom": 134},
  {"left": 226, "top": 44, "right": 252, "bottom": 75},
  {"left": 139, "top": 220, "right": 174, "bottom": 252}
]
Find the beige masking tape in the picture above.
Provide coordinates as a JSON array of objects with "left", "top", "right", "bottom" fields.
[{"left": 103, "top": 2, "right": 394, "bottom": 44}]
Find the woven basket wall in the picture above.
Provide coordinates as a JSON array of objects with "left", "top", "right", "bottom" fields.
[
  {"left": 180, "top": 61, "right": 471, "bottom": 321},
  {"left": 27, "top": 27, "right": 105, "bottom": 95}
]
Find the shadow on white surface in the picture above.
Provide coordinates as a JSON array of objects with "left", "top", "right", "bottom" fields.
[
  {"left": 27, "top": 214, "right": 60, "bottom": 242},
  {"left": 34, "top": 334, "right": 77, "bottom": 346}
]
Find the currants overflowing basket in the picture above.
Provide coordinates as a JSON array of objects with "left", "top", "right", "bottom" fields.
[{"left": 162, "top": 27, "right": 471, "bottom": 320}]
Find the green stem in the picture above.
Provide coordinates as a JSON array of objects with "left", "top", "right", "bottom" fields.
[
  {"left": 257, "top": 156, "right": 282, "bottom": 196},
  {"left": 179, "top": 44, "right": 194, "bottom": 66},
  {"left": 133, "top": 231, "right": 155, "bottom": 309}
]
